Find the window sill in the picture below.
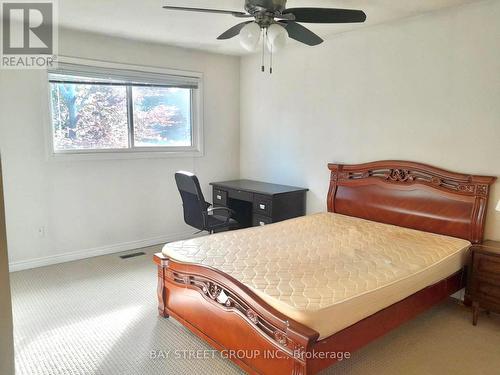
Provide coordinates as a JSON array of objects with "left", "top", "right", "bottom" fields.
[{"left": 48, "top": 149, "right": 204, "bottom": 161}]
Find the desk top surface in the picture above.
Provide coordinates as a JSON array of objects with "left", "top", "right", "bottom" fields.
[{"left": 210, "top": 179, "right": 308, "bottom": 196}]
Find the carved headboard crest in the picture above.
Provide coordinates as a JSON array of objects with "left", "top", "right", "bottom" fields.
[
  {"left": 328, "top": 161, "right": 496, "bottom": 243},
  {"left": 334, "top": 167, "right": 490, "bottom": 196}
]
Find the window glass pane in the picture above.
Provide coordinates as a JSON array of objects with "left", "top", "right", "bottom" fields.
[
  {"left": 50, "top": 83, "right": 128, "bottom": 151},
  {"left": 132, "top": 87, "right": 192, "bottom": 147}
]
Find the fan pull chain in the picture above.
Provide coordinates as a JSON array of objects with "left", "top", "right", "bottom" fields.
[
  {"left": 259, "top": 28, "right": 273, "bottom": 74},
  {"left": 269, "top": 41, "right": 273, "bottom": 74},
  {"left": 261, "top": 28, "right": 265, "bottom": 72},
  {"left": 266, "top": 28, "right": 273, "bottom": 74}
]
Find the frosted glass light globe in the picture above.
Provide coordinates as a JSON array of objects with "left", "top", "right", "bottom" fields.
[
  {"left": 266, "top": 23, "right": 288, "bottom": 52},
  {"left": 239, "top": 22, "right": 261, "bottom": 52}
]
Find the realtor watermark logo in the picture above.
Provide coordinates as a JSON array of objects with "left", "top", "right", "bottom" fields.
[{"left": 1, "top": 0, "right": 58, "bottom": 68}]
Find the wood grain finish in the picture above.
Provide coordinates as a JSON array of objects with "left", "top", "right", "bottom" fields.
[
  {"left": 475, "top": 253, "right": 500, "bottom": 278},
  {"left": 155, "top": 161, "right": 496, "bottom": 374},
  {"left": 466, "top": 241, "right": 500, "bottom": 325},
  {"left": 328, "top": 161, "right": 496, "bottom": 243},
  {"left": 157, "top": 266, "right": 168, "bottom": 318}
]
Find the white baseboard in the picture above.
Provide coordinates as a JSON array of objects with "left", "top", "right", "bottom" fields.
[{"left": 9, "top": 230, "right": 197, "bottom": 272}]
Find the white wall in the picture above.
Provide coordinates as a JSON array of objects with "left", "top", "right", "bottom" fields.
[
  {"left": 240, "top": 0, "right": 500, "bottom": 241},
  {"left": 0, "top": 29, "right": 240, "bottom": 270}
]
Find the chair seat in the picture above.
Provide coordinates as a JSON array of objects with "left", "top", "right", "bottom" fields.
[{"left": 206, "top": 214, "right": 238, "bottom": 230}]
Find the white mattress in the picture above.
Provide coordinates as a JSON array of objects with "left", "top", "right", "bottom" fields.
[{"left": 163, "top": 213, "right": 470, "bottom": 339}]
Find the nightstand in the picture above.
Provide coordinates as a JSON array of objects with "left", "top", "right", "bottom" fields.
[{"left": 466, "top": 240, "right": 500, "bottom": 325}]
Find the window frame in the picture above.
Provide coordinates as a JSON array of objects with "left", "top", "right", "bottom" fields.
[{"left": 44, "top": 57, "right": 204, "bottom": 160}]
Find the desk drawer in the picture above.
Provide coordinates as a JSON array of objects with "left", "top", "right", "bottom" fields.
[
  {"left": 213, "top": 189, "right": 227, "bottom": 206},
  {"left": 228, "top": 189, "right": 253, "bottom": 202},
  {"left": 253, "top": 214, "right": 272, "bottom": 227},
  {"left": 253, "top": 194, "right": 272, "bottom": 216}
]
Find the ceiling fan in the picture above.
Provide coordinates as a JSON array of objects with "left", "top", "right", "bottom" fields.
[{"left": 163, "top": 1, "right": 367, "bottom": 72}]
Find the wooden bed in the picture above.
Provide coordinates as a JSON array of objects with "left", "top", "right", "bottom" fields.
[{"left": 154, "top": 160, "right": 496, "bottom": 375}]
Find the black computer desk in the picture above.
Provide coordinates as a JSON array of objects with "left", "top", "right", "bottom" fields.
[{"left": 209, "top": 179, "right": 308, "bottom": 229}]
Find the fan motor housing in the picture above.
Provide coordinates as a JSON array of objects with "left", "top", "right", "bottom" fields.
[{"left": 245, "top": 0, "right": 287, "bottom": 15}]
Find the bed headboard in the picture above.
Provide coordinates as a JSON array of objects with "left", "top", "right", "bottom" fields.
[{"left": 327, "top": 161, "right": 496, "bottom": 243}]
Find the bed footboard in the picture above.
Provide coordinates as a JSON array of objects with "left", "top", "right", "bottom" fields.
[{"left": 154, "top": 253, "right": 320, "bottom": 375}]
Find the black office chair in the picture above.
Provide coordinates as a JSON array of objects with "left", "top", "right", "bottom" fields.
[{"left": 175, "top": 171, "right": 239, "bottom": 234}]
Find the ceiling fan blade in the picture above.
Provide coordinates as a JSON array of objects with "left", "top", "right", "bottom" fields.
[
  {"left": 162, "top": 6, "right": 248, "bottom": 17},
  {"left": 280, "top": 21, "right": 323, "bottom": 46},
  {"left": 217, "top": 21, "right": 253, "bottom": 40},
  {"left": 282, "top": 8, "right": 366, "bottom": 23}
]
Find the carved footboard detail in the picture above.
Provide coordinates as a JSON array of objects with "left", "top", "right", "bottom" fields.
[
  {"left": 166, "top": 268, "right": 309, "bottom": 360},
  {"left": 154, "top": 253, "right": 318, "bottom": 375}
]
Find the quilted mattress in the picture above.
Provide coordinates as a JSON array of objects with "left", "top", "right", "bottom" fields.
[{"left": 163, "top": 212, "right": 470, "bottom": 339}]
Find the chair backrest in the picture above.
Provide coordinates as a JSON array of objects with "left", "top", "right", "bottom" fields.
[{"left": 175, "top": 171, "right": 207, "bottom": 230}]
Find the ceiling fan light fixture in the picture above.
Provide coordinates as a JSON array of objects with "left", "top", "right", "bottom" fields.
[
  {"left": 266, "top": 23, "right": 288, "bottom": 52},
  {"left": 163, "top": 1, "right": 367, "bottom": 71},
  {"left": 239, "top": 22, "right": 261, "bottom": 52}
]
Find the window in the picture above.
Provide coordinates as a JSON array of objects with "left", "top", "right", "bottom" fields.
[{"left": 48, "top": 63, "right": 202, "bottom": 155}]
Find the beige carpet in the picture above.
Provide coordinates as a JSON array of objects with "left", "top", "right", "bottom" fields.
[{"left": 10, "top": 246, "right": 500, "bottom": 375}]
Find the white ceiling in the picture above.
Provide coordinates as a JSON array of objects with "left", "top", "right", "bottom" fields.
[{"left": 58, "top": 0, "right": 479, "bottom": 55}]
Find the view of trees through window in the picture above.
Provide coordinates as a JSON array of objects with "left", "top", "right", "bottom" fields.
[
  {"left": 133, "top": 87, "right": 191, "bottom": 147},
  {"left": 51, "top": 84, "right": 129, "bottom": 150},
  {"left": 50, "top": 79, "right": 193, "bottom": 152}
]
